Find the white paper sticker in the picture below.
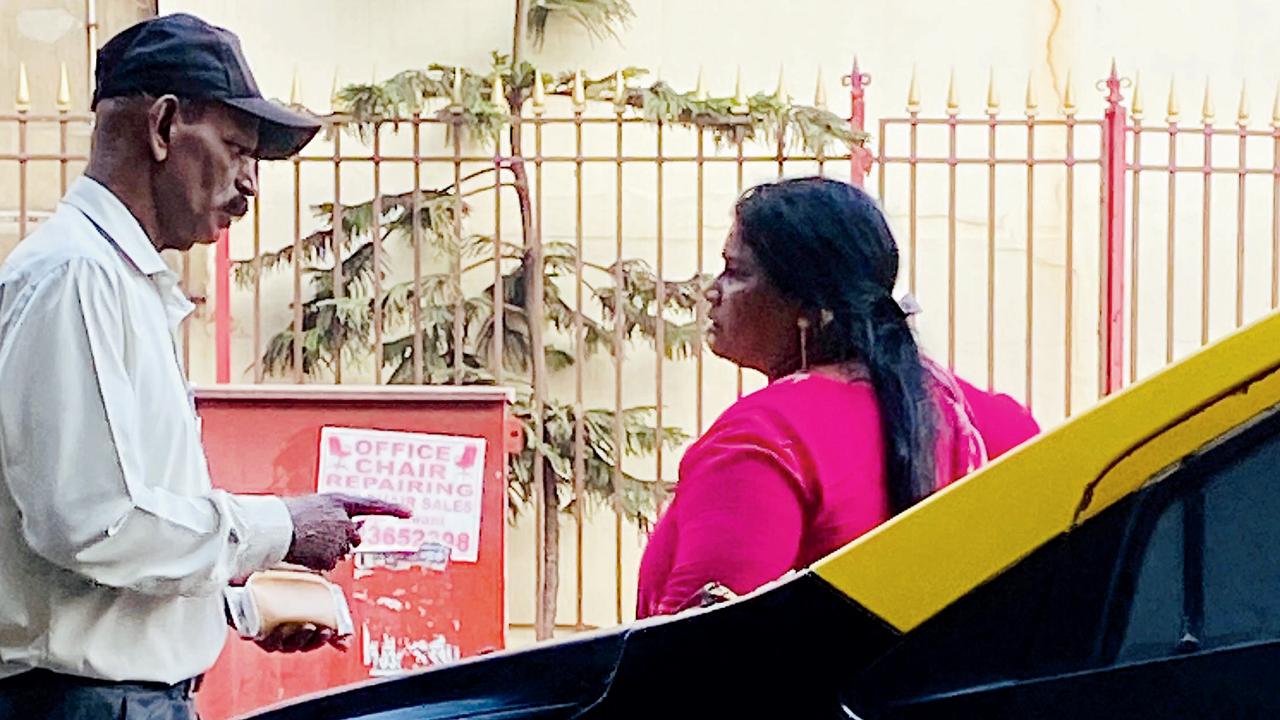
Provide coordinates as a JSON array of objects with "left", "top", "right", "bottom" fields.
[{"left": 316, "top": 426, "right": 486, "bottom": 562}]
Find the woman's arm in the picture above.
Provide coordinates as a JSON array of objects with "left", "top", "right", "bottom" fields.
[{"left": 651, "top": 414, "right": 808, "bottom": 615}]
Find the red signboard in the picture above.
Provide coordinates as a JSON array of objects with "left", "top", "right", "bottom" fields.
[{"left": 192, "top": 385, "right": 512, "bottom": 719}]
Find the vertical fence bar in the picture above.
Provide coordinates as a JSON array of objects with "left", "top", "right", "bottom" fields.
[
  {"left": 875, "top": 115, "right": 886, "bottom": 201},
  {"left": 1100, "top": 65, "right": 1128, "bottom": 396},
  {"left": 986, "top": 76, "right": 999, "bottom": 390},
  {"left": 572, "top": 81, "right": 586, "bottom": 631},
  {"left": 814, "top": 64, "right": 824, "bottom": 175},
  {"left": 848, "top": 59, "right": 871, "bottom": 187},
  {"left": 695, "top": 126, "right": 706, "bottom": 436},
  {"left": 84, "top": 1, "right": 97, "bottom": 98},
  {"left": 778, "top": 78, "right": 789, "bottom": 176},
  {"left": 1063, "top": 80, "right": 1076, "bottom": 414},
  {"left": 654, "top": 118, "right": 667, "bottom": 519},
  {"left": 1130, "top": 81, "right": 1144, "bottom": 384},
  {"left": 332, "top": 130, "right": 345, "bottom": 384},
  {"left": 1201, "top": 88, "right": 1214, "bottom": 348},
  {"left": 291, "top": 152, "right": 304, "bottom": 383},
  {"left": 945, "top": 72, "right": 958, "bottom": 370},
  {"left": 1025, "top": 81, "right": 1038, "bottom": 408},
  {"left": 372, "top": 124, "right": 385, "bottom": 384},
  {"left": 1236, "top": 95, "right": 1248, "bottom": 329},
  {"left": 16, "top": 105, "right": 28, "bottom": 247},
  {"left": 1166, "top": 83, "right": 1179, "bottom": 364},
  {"left": 909, "top": 92, "right": 920, "bottom": 296},
  {"left": 1273, "top": 95, "right": 1280, "bottom": 309},
  {"left": 252, "top": 192, "right": 263, "bottom": 383},
  {"left": 735, "top": 129, "right": 746, "bottom": 398},
  {"left": 451, "top": 124, "right": 464, "bottom": 384},
  {"left": 57, "top": 79, "right": 69, "bottom": 194},
  {"left": 212, "top": 95, "right": 232, "bottom": 383},
  {"left": 492, "top": 121, "right": 505, "bottom": 384},
  {"left": 776, "top": 121, "right": 786, "bottom": 178},
  {"left": 412, "top": 115, "right": 425, "bottom": 385},
  {"left": 531, "top": 90, "right": 550, "bottom": 639},
  {"left": 215, "top": 229, "right": 231, "bottom": 383},
  {"left": 287, "top": 71, "right": 305, "bottom": 384},
  {"left": 613, "top": 87, "right": 627, "bottom": 627},
  {"left": 182, "top": 253, "right": 192, "bottom": 376}
]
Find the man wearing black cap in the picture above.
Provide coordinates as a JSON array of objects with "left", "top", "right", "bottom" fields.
[{"left": 0, "top": 14, "right": 408, "bottom": 718}]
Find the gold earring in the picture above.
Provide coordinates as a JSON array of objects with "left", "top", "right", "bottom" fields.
[{"left": 797, "top": 317, "right": 811, "bottom": 371}]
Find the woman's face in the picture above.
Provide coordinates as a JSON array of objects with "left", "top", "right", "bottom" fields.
[{"left": 705, "top": 221, "right": 804, "bottom": 378}]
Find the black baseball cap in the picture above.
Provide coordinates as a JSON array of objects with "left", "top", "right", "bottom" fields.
[{"left": 91, "top": 13, "right": 321, "bottom": 160}]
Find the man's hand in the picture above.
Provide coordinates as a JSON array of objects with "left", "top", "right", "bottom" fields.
[
  {"left": 255, "top": 623, "right": 351, "bottom": 654},
  {"left": 282, "top": 493, "right": 411, "bottom": 571}
]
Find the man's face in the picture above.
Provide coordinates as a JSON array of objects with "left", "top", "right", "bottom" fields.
[{"left": 152, "top": 101, "right": 258, "bottom": 251}]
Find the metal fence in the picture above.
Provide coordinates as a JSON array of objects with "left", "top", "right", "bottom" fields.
[{"left": 7, "top": 60, "right": 1280, "bottom": 637}]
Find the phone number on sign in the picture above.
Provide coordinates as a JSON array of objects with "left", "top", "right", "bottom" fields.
[{"left": 361, "top": 525, "right": 472, "bottom": 553}]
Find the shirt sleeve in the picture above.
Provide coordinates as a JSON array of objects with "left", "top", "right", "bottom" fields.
[
  {"left": 0, "top": 259, "right": 293, "bottom": 597},
  {"left": 651, "top": 409, "right": 809, "bottom": 616}
]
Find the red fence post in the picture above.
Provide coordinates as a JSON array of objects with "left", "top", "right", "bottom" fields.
[
  {"left": 215, "top": 228, "right": 231, "bottom": 383},
  {"left": 847, "top": 58, "right": 872, "bottom": 187},
  {"left": 1101, "top": 64, "right": 1128, "bottom": 394}
]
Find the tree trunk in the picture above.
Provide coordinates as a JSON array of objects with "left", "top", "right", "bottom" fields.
[
  {"left": 509, "top": 0, "right": 557, "bottom": 641},
  {"left": 538, "top": 455, "right": 560, "bottom": 640},
  {"left": 512, "top": 0, "right": 527, "bottom": 72}
]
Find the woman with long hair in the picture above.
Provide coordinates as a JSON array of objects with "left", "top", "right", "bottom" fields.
[{"left": 636, "top": 177, "right": 986, "bottom": 618}]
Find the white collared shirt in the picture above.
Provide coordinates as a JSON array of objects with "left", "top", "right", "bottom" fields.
[{"left": 0, "top": 177, "right": 294, "bottom": 684}]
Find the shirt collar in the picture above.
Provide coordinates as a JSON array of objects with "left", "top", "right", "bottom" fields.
[
  {"left": 62, "top": 177, "right": 195, "bottom": 329},
  {"left": 62, "top": 176, "right": 171, "bottom": 278}
]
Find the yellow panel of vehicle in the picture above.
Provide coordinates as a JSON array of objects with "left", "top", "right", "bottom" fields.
[{"left": 814, "top": 310, "right": 1280, "bottom": 633}]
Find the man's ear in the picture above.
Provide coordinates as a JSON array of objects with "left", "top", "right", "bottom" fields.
[{"left": 147, "top": 95, "right": 181, "bottom": 162}]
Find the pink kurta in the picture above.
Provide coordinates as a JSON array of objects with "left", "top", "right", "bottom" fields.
[
  {"left": 953, "top": 376, "right": 1041, "bottom": 459},
  {"left": 637, "top": 371, "right": 984, "bottom": 619}
]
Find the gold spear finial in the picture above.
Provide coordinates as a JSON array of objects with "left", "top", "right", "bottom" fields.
[
  {"left": 614, "top": 70, "right": 627, "bottom": 107},
  {"left": 814, "top": 67, "right": 827, "bottom": 109},
  {"left": 1062, "top": 69, "right": 1077, "bottom": 116},
  {"left": 490, "top": 73, "right": 505, "bottom": 106},
  {"left": 56, "top": 62, "right": 72, "bottom": 112},
  {"left": 1131, "top": 71, "right": 1144, "bottom": 120},
  {"left": 289, "top": 66, "right": 301, "bottom": 106},
  {"left": 1167, "top": 77, "right": 1180, "bottom": 123},
  {"left": 986, "top": 67, "right": 999, "bottom": 115},
  {"left": 16, "top": 62, "right": 31, "bottom": 113},
  {"left": 532, "top": 68, "right": 546, "bottom": 111},
  {"left": 694, "top": 66, "right": 707, "bottom": 102},
  {"left": 451, "top": 66, "right": 464, "bottom": 105},
  {"left": 732, "top": 66, "right": 749, "bottom": 113},
  {"left": 774, "top": 65, "right": 786, "bottom": 101},
  {"left": 1272, "top": 81, "right": 1280, "bottom": 128},
  {"left": 946, "top": 67, "right": 959, "bottom": 115},
  {"left": 1238, "top": 80, "right": 1249, "bottom": 125},
  {"left": 1025, "top": 72, "right": 1039, "bottom": 118},
  {"left": 571, "top": 69, "right": 585, "bottom": 108},
  {"left": 907, "top": 64, "right": 921, "bottom": 113},
  {"left": 1202, "top": 78, "right": 1215, "bottom": 124}
]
